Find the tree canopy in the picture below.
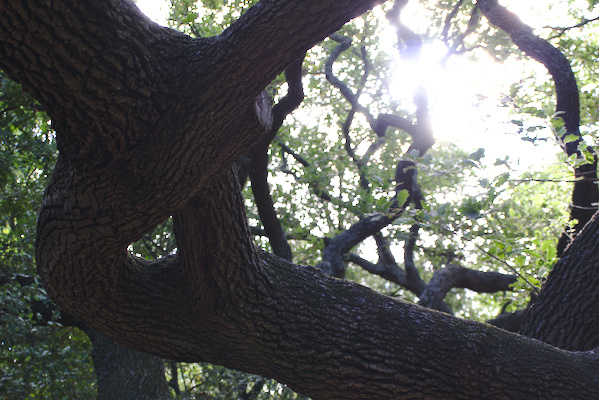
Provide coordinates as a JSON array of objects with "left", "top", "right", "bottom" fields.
[{"left": 2, "top": 0, "right": 599, "bottom": 398}]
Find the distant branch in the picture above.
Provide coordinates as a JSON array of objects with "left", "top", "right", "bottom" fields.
[
  {"left": 546, "top": 16, "right": 599, "bottom": 38},
  {"left": 441, "top": 0, "right": 466, "bottom": 41},
  {"left": 478, "top": 0, "right": 598, "bottom": 255},
  {"left": 487, "top": 307, "right": 530, "bottom": 333},
  {"left": 249, "top": 57, "right": 307, "bottom": 262},
  {"left": 276, "top": 138, "right": 362, "bottom": 214},
  {"left": 418, "top": 263, "right": 517, "bottom": 312},
  {"left": 317, "top": 1, "right": 436, "bottom": 278},
  {"left": 325, "top": 34, "right": 423, "bottom": 140},
  {"left": 509, "top": 178, "right": 599, "bottom": 183}
]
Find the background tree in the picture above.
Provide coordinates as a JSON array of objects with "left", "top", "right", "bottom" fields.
[{"left": 1, "top": 0, "right": 599, "bottom": 398}]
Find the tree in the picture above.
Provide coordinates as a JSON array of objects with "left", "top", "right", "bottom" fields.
[
  {"left": 1, "top": 0, "right": 599, "bottom": 398},
  {"left": 0, "top": 74, "right": 95, "bottom": 398},
  {"left": 0, "top": 71, "right": 171, "bottom": 399}
]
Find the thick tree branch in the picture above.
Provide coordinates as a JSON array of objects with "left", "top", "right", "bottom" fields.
[
  {"left": 1, "top": 0, "right": 385, "bottom": 248},
  {"left": 173, "top": 167, "right": 259, "bottom": 302},
  {"left": 520, "top": 212, "right": 599, "bottom": 351},
  {"left": 477, "top": 0, "right": 578, "bottom": 150}
]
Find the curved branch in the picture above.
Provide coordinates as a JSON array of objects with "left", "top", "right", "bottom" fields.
[
  {"left": 478, "top": 0, "right": 579, "bottom": 143},
  {"left": 218, "top": 0, "right": 386, "bottom": 98},
  {"left": 7, "top": 1, "right": 599, "bottom": 397},
  {"left": 1, "top": 0, "right": 386, "bottom": 248},
  {"left": 418, "top": 263, "right": 517, "bottom": 312},
  {"left": 477, "top": 0, "right": 598, "bottom": 254},
  {"left": 318, "top": 10, "right": 435, "bottom": 278},
  {"left": 249, "top": 59, "right": 306, "bottom": 261},
  {"left": 270, "top": 55, "right": 307, "bottom": 140}
]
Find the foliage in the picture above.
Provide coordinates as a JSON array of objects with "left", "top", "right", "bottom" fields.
[
  {"left": 166, "top": 362, "right": 306, "bottom": 399},
  {"left": 2, "top": 0, "right": 598, "bottom": 397},
  {"left": 0, "top": 74, "right": 96, "bottom": 398}
]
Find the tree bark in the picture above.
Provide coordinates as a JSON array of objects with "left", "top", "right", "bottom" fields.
[
  {"left": 88, "top": 328, "right": 170, "bottom": 400},
  {"left": 1, "top": 0, "right": 599, "bottom": 398},
  {"left": 520, "top": 212, "right": 599, "bottom": 351}
]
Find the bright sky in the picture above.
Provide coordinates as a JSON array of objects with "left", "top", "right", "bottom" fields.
[
  {"left": 390, "top": 0, "right": 579, "bottom": 171},
  {"left": 136, "top": 0, "right": 169, "bottom": 25},
  {"left": 134, "top": 0, "right": 584, "bottom": 171},
  {"left": 395, "top": 42, "right": 558, "bottom": 171}
]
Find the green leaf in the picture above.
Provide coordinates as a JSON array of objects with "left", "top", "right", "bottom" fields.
[
  {"left": 182, "top": 11, "right": 199, "bottom": 24},
  {"left": 396, "top": 189, "right": 409, "bottom": 207},
  {"left": 563, "top": 134, "right": 579, "bottom": 144}
]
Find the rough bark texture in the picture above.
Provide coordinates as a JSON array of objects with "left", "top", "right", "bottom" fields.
[
  {"left": 520, "top": 212, "right": 599, "bottom": 351},
  {"left": 88, "top": 329, "right": 170, "bottom": 400},
  {"left": 2, "top": 0, "right": 599, "bottom": 398}
]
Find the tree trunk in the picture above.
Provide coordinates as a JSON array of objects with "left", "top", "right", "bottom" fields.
[
  {"left": 520, "top": 212, "right": 599, "bottom": 351},
  {"left": 1, "top": 0, "right": 599, "bottom": 398},
  {"left": 13, "top": 274, "right": 170, "bottom": 399},
  {"left": 88, "top": 328, "right": 170, "bottom": 400}
]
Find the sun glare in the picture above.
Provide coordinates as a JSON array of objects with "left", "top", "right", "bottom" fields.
[
  {"left": 135, "top": 0, "right": 169, "bottom": 25},
  {"left": 135, "top": 0, "right": 583, "bottom": 170},
  {"left": 385, "top": 0, "right": 575, "bottom": 170}
]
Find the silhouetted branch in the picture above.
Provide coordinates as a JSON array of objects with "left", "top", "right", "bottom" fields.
[
  {"left": 478, "top": 0, "right": 598, "bottom": 256},
  {"left": 440, "top": 0, "right": 466, "bottom": 40},
  {"left": 276, "top": 138, "right": 362, "bottom": 214},
  {"left": 487, "top": 308, "right": 529, "bottom": 333},
  {"left": 249, "top": 57, "right": 306, "bottom": 261},
  {"left": 317, "top": 2, "right": 436, "bottom": 278},
  {"left": 418, "top": 263, "right": 517, "bottom": 312},
  {"left": 547, "top": 16, "right": 599, "bottom": 39},
  {"left": 326, "top": 33, "right": 422, "bottom": 140}
]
